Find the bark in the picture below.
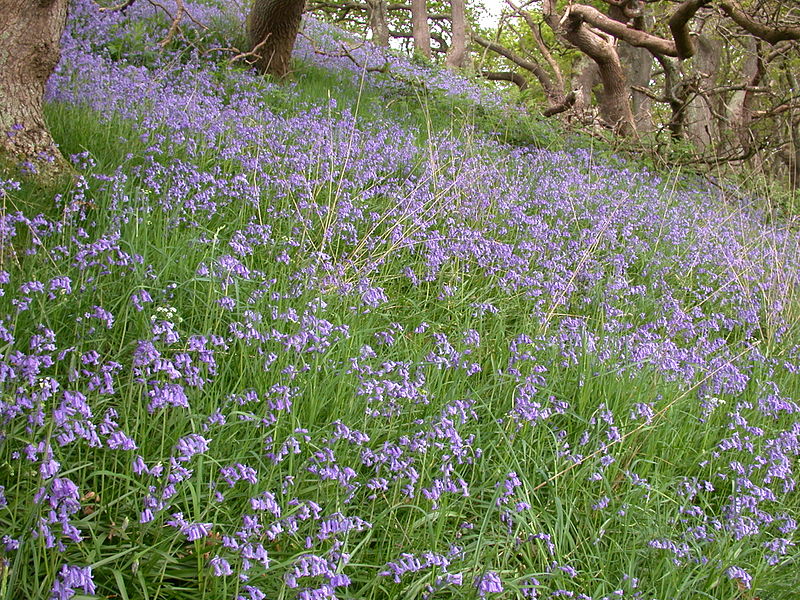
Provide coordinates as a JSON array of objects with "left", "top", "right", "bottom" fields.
[
  {"left": 788, "top": 117, "right": 800, "bottom": 192},
  {"left": 248, "top": 0, "right": 306, "bottom": 77},
  {"left": 655, "top": 54, "right": 686, "bottom": 139},
  {"left": 542, "top": 91, "right": 577, "bottom": 117},
  {"left": 539, "top": 0, "right": 560, "bottom": 33},
  {"left": 366, "top": 0, "right": 390, "bottom": 46},
  {"left": 605, "top": 0, "right": 645, "bottom": 24},
  {"left": 779, "top": 64, "right": 799, "bottom": 191},
  {"left": 582, "top": 34, "right": 636, "bottom": 135},
  {"left": 621, "top": 41, "right": 653, "bottom": 132},
  {"left": 615, "top": 9, "right": 654, "bottom": 132},
  {"left": 0, "top": 0, "right": 72, "bottom": 180},
  {"left": 445, "top": 0, "right": 469, "bottom": 70},
  {"left": 410, "top": 0, "right": 432, "bottom": 58}
]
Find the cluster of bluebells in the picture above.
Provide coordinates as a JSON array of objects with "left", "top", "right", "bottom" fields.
[
  {"left": 294, "top": 18, "right": 514, "bottom": 112},
  {"left": 1, "top": 1, "right": 799, "bottom": 599}
]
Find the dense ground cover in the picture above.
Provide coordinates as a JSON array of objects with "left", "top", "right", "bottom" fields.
[{"left": 1, "top": 2, "right": 799, "bottom": 598}]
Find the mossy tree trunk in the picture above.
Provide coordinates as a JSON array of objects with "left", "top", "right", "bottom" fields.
[
  {"left": 0, "top": 0, "right": 72, "bottom": 180},
  {"left": 248, "top": 0, "right": 306, "bottom": 78},
  {"left": 366, "top": 0, "right": 390, "bottom": 47}
]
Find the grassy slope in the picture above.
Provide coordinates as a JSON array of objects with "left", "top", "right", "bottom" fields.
[{"left": 1, "top": 2, "right": 799, "bottom": 599}]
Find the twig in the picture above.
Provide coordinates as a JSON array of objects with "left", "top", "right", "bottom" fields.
[
  {"left": 159, "top": 0, "right": 186, "bottom": 47},
  {"left": 298, "top": 31, "right": 389, "bottom": 73},
  {"left": 631, "top": 85, "right": 669, "bottom": 103},
  {"left": 205, "top": 37, "right": 271, "bottom": 66},
  {"left": 97, "top": 0, "right": 136, "bottom": 12}
]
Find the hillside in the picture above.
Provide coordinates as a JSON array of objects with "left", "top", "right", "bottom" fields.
[{"left": 1, "top": 2, "right": 799, "bottom": 599}]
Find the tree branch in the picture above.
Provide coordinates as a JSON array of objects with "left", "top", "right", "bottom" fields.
[
  {"left": 562, "top": 3, "right": 679, "bottom": 56},
  {"left": 390, "top": 30, "right": 448, "bottom": 52},
  {"left": 542, "top": 90, "right": 577, "bottom": 116},
  {"left": 719, "top": 1, "right": 800, "bottom": 44},
  {"left": 504, "top": 0, "right": 564, "bottom": 90},
  {"left": 97, "top": 0, "right": 136, "bottom": 12},
  {"left": 298, "top": 31, "right": 389, "bottom": 72},
  {"left": 482, "top": 71, "right": 529, "bottom": 90},
  {"left": 473, "top": 34, "right": 560, "bottom": 100},
  {"left": 473, "top": 35, "right": 542, "bottom": 76},
  {"left": 631, "top": 85, "right": 669, "bottom": 103},
  {"left": 159, "top": 0, "right": 185, "bottom": 47},
  {"left": 308, "top": 0, "right": 366, "bottom": 11},
  {"left": 667, "top": 0, "right": 712, "bottom": 59},
  {"left": 309, "top": 1, "right": 450, "bottom": 20}
]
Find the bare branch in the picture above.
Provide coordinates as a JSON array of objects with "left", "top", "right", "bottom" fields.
[
  {"left": 205, "top": 36, "right": 271, "bottom": 65},
  {"left": 390, "top": 30, "right": 448, "bottom": 52},
  {"left": 308, "top": 0, "right": 367, "bottom": 10},
  {"left": 704, "top": 84, "right": 772, "bottom": 95},
  {"left": 504, "top": 0, "right": 564, "bottom": 90},
  {"left": 631, "top": 85, "right": 669, "bottom": 103},
  {"left": 752, "top": 100, "right": 800, "bottom": 120},
  {"left": 473, "top": 35, "right": 542, "bottom": 77}
]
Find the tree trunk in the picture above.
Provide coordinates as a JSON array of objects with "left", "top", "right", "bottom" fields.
[
  {"left": 366, "top": 0, "right": 390, "bottom": 47},
  {"left": 614, "top": 7, "right": 654, "bottom": 133},
  {"left": 248, "top": 0, "right": 306, "bottom": 78},
  {"left": 0, "top": 0, "right": 71, "bottom": 180},
  {"left": 542, "top": 0, "right": 636, "bottom": 135},
  {"left": 565, "top": 21, "right": 636, "bottom": 135},
  {"left": 595, "top": 1, "right": 654, "bottom": 132},
  {"left": 727, "top": 37, "right": 762, "bottom": 158},
  {"left": 410, "top": 0, "right": 432, "bottom": 59},
  {"left": 595, "top": 58, "right": 636, "bottom": 136},
  {"left": 445, "top": 0, "right": 469, "bottom": 70},
  {"left": 624, "top": 43, "right": 654, "bottom": 132},
  {"left": 789, "top": 119, "right": 800, "bottom": 193},
  {"left": 683, "top": 33, "right": 722, "bottom": 151},
  {"left": 779, "top": 65, "right": 799, "bottom": 192},
  {"left": 572, "top": 57, "right": 600, "bottom": 117},
  {"left": 656, "top": 55, "right": 686, "bottom": 140}
]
